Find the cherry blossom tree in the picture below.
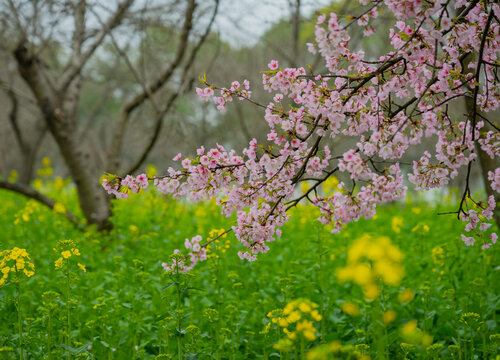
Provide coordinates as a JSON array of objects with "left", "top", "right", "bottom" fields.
[{"left": 104, "top": 0, "right": 499, "bottom": 271}]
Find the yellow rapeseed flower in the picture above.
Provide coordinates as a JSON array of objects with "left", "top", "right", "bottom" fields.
[
  {"left": 53, "top": 202, "right": 66, "bottom": 214},
  {"left": 296, "top": 320, "right": 314, "bottom": 332},
  {"left": 283, "top": 302, "right": 295, "bottom": 315},
  {"left": 303, "top": 330, "right": 316, "bottom": 341},
  {"left": 337, "top": 234, "right": 404, "bottom": 300},
  {"left": 382, "top": 310, "right": 397, "bottom": 324},
  {"left": 77, "top": 263, "right": 86, "bottom": 272},
  {"left": 398, "top": 289, "right": 415, "bottom": 303},
  {"left": 61, "top": 250, "right": 72, "bottom": 259},
  {"left": 341, "top": 302, "right": 360, "bottom": 316},
  {"left": 0, "top": 247, "right": 35, "bottom": 284},
  {"left": 278, "top": 318, "right": 289, "bottom": 327},
  {"left": 287, "top": 310, "right": 301, "bottom": 323},
  {"left": 283, "top": 328, "right": 296, "bottom": 340},
  {"left": 352, "top": 263, "right": 373, "bottom": 286},
  {"left": 42, "top": 157, "right": 51, "bottom": 167},
  {"left": 401, "top": 320, "right": 418, "bottom": 335},
  {"left": 322, "top": 176, "right": 339, "bottom": 193},
  {"left": 299, "top": 302, "right": 311, "bottom": 313},
  {"left": 310, "top": 310, "right": 322, "bottom": 321},
  {"left": 55, "top": 257, "right": 63, "bottom": 269},
  {"left": 392, "top": 216, "right": 403, "bottom": 233},
  {"left": 364, "top": 284, "right": 380, "bottom": 300}
]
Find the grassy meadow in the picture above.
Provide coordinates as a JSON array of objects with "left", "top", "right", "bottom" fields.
[{"left": 0, "top": 165, "right": 499, "bottom": 359}]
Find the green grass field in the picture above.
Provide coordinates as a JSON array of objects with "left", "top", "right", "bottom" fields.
[{"left": 0, "top": 171, "right": 499, "bottom": 359}]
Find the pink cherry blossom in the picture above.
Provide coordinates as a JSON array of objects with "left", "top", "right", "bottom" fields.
[{"left": 105, "top": 1, "right": 500, "bottom": 273}]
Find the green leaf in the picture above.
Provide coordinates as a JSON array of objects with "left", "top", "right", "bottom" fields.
[{"left": 162, "top": 282, "right": 175, "bottom": 290}]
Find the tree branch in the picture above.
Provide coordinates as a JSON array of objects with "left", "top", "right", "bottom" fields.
[
  {"left": 0, "top": 181, "right": 82, "bottom": 230},
  {"left": 125, "top": 0, "right": 220, "bottom": 175},
  {"left": 108, "top": 0, "right": 197, "bottom": 174},
  {"left": 58, "top": 0, "right": 134, "bottom": 92}
]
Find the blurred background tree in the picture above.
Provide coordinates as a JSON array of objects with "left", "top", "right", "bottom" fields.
[{"left": 0, "top": 0, "right": 496, "bottom": 230}]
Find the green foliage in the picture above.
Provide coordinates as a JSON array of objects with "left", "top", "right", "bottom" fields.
[{"left": 0, "top": 173, "right": 498, "bottom": 359}]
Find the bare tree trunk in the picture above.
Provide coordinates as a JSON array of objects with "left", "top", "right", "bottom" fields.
[
  {"left": 289, "top": 0, "right": 301, "bottom": 68},
  {"left": 18, "top": 125, "right": 46, "bottom": 184},
  {"left": 6, "top": 86, "right": 47, "bottom": 184},
  {"left": 13, "top": 43, "right": 112, "bottom": 230}
]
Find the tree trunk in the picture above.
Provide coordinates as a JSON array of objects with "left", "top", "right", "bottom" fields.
[
  {"left": 14, "top": 43, "right": 112, "bottom": 230},
  {"left": 18, "top": 121, "right": 47, "bottom": 185}
]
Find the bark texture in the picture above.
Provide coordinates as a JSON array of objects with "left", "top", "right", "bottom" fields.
[{"left": 13, "top": 44, "right": 112, "bottom": 230}]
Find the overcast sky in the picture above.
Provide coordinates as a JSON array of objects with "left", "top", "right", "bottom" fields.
[{"left": 214, "top": 0, "right": 333, "bottom": 47}]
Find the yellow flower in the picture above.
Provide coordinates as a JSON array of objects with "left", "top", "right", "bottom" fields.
[
  {"left": 364, "top": 284, "right": 380, "bottom": 300},
  {"left": 23, "top": 269, "right": 35, "bottom": 277},
  {"left": 392, "top": 216, "right": 403, "bottom": 233},
  {"left": 71, "top": 248, "right": 80, "bottom": 256},
  {"left": 287, "top": 310, "right": 301, "bottom": 323},
  {"left": 42, "top": 157, "right": 51, "bottom": 167},
  {"left": 303, "top": 330, "right": 316, "bottom": 341},
  {"left": 146, "top": 164, "right": 157, "bottom": 177},
  {"left": 311, "top": 310, "right": 322, "bottom": 321},
  {"left": 0, "top": 248, "right": 35, "bottom": 282},
  {"left": 283, "top": 302, "right": 295, "bottom": 315},
  {"left": 284, "top": 328, "right": 296, "bottom": 340},
  {"left": 264, "top": 322, "right": 271, "bottom": 333},
  {"left": 278, "top": 318, "right": 289, "bottom": 327},
  {"left": 398, "top": 289, "right": 415, "bottom": 303},
  {"left": 33, "top": 178, "right": 43, "bottom": 190},
  {"left": 301, "top": 181, "right": 311, "bottom": 194},
  {"left": 341, "top": 302, "right": 360, "bottom": 316},
  {"left": 296, "top": 320, "right": 314, "bottom": 332},
  {"left": 322, "top": 176, "right": 339, "bottom": 193},
  {"left": 54, "top": 177, "right": 66, "bottom": 190},
  {"left": 330, "top": 340, "right": 342, "bottom": 352},
  {"left": 299, "top": 302, "right": 311, "bottom": 313},
  {"left": 55, "top": 257, "right": 63, "bottom": 269},
  {"left": 382, "top": 310, "right": 397, "bottom": 324},
  {"left": 61, "top": 250, "right": 72, "bottom": 259},
  {"left": 401, "top": 320, "right": 418, "bottom": 335},
  {"left": 53, "top": 202, "right": 66, "bottom": 214},
  {"left": 352, "top": 263, "right": 373, "bottom": 286},
  {"left": 77, "top": 263, "right": 86, "bottom": 272}
]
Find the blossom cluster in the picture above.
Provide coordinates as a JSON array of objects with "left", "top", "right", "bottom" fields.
[
  {"left": 460, "top": 195, "right": 497, "bottom": 249},
  {"left": 336, "top": 234, "right": 404, "bottom": 300},
  {"left": 105, "top": 0, "right": 499, "bottom": 272},
  {"left": 266, "top": 298, "right": 322, "bottom": 351},
  {"left": 196, "top": 79, "right": 251, "bottom": 111},
  {"left": 102, "top": 173, "right": 148, "bottom": 199},
  {"left": 53, "top": 240, "right": 86, "bottom": 272},
  {"left": 0, "top": 247, "right": 35, "bottom": 285}
]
